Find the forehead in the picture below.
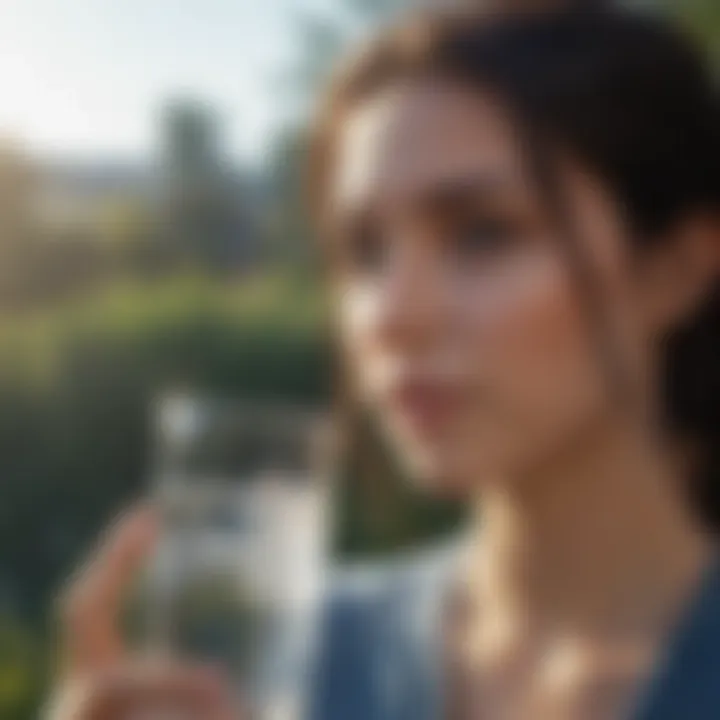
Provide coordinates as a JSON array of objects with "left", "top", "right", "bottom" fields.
[{"left": 331, "top": 79, "right": 527, "bottom": 214}]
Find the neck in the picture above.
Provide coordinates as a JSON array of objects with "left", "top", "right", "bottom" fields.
[{"left": 469, "top": 418, "right": 712, "bottom": 639}]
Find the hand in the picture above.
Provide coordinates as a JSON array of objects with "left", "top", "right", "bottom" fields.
[{"left": 44, "top": 506, "right": 238, "bottom": 720}]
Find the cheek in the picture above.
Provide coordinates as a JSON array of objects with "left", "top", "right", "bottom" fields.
[
  {"left": 336, "top": 282, "right": 386, "bottom": 401},
  {"left": 458, "top": 252, "right": 608, "bottom": 475}
]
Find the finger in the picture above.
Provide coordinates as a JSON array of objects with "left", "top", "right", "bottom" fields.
[{"left": 60, "top": 505, "right": 159, "bottom": 673}]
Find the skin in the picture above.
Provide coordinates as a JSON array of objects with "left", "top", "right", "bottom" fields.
[
  {"left": 327, "top": 79, "right": 718, "bottom": 719},
  {"left": 49, "top": 79, "right": 718, "bottom": 720}
]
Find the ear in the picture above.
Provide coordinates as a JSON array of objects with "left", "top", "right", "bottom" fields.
[{"left": 636, "top": 215, "right": 720, "bottom": 337}]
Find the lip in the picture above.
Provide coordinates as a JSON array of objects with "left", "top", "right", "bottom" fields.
[{"left": 388, "top": 374, "right": 463, "bottom": 436}]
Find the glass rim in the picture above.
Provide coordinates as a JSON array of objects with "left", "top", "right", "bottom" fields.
[
  {"left": 150, "top": 391, "right": 339, "bottom": 479},
  {"left": 154, "top": 391, "right": 331, "bottom": 423}
]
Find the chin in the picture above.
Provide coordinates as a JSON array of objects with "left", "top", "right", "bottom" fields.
[{"left": 399, "top": 444, "right": 481, "bottom": 499}]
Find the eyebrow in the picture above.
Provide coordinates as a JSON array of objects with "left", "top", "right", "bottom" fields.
[
  {"left": 325, "top": 170, "right": 519, "bottom": 239},
  {"left": 413, "top": 171, "right": 518, "bottom": 217}
]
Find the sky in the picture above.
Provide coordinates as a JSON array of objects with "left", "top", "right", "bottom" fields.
[{"left": 0, "top": 0, "right": 331, "bottom": 165}]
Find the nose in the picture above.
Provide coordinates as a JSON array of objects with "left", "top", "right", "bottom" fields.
[{"left": 375, "top": 234, "right": 445, "bottom": 353}]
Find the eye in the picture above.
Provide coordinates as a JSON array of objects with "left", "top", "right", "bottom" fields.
[
  {"left": 449, "top": 215, "right": 518, "bottom": 259},
  {"left": 343, "top": 218, "right": 387, "bottom": 275}
]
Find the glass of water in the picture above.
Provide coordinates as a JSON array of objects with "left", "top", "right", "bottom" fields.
[{"left": 146, "top": 393, "right": 334, "bottom": 720}]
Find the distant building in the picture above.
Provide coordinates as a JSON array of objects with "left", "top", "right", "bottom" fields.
[
  {"left": 0, "top": 141, "right": 36, "bottom": 246},
  {"left": 35, "top": 160, "right": 157, "bottom": 234}
]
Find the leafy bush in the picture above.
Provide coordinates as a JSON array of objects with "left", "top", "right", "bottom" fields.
[{"left": 0, "top": 614, "right": 44, "bottom": 720}]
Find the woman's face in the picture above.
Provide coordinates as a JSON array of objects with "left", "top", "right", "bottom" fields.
[{"left": 327, "top": 80, "right": 651, "bottom": 495}]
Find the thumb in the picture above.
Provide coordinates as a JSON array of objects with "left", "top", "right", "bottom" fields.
[{"left": 59, "top": 505, "right": 159, "bottom": 675}]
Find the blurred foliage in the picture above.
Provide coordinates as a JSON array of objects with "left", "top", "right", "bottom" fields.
[
  {"left": 664, "top": 0, "right": 720, "bottom": 64},
  {"left": 284, "top": 0, "right": 407, "bottom": 105},
  {"left": 0, "top": 614, "right": 43, "bottom": 720}
]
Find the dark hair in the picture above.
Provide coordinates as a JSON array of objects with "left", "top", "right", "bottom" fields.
[{"left": 309, "top": 3, "right": 720, "bottom": 527}]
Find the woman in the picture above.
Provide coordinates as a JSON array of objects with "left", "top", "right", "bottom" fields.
[{"left": 48, "top": 2, "right": 720, "bottom": 719}]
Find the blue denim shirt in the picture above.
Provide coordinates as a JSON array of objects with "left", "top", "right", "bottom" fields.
[{"left": 308, "top": 545, "right": 720, "bottom": 720}]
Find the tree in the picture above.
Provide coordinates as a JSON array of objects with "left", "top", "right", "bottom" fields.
[{"left": 160, "top": 99, "right": 259, "bottom": 273}]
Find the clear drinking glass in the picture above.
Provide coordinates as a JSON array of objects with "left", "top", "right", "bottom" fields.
[{"left": 146, "top": 394, "right": 334, "bottom": 720}]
